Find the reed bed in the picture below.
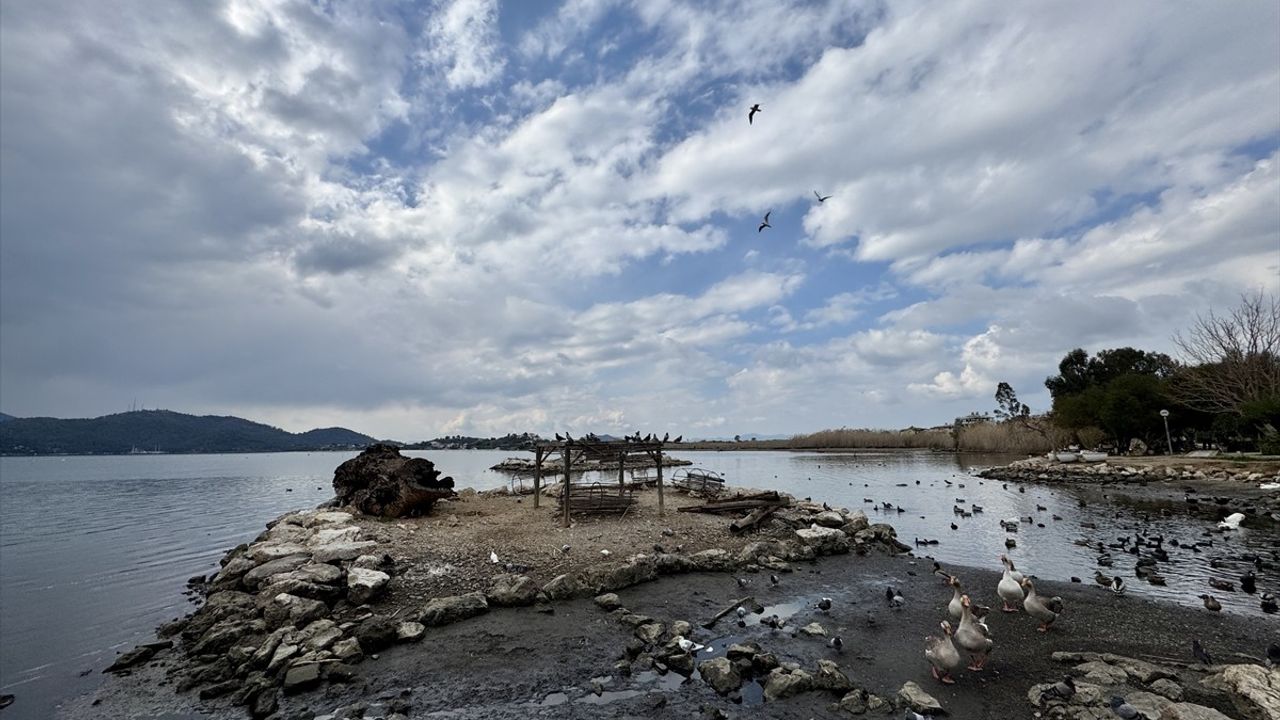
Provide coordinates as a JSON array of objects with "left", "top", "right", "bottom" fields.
[{"left": 676, "top": 422, "right": 1052, "bottom": 454}]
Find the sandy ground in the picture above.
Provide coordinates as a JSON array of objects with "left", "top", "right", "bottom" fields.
[
  {"left": 355, "top": 488, "right": 797, "bottom": 617},
  {"left": 60, "top": 549, "right": 1273, "bottom": 720}
]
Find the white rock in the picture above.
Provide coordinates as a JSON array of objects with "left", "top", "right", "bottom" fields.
[
  {"left": 247, "top": 542, "right": 310, "bottom": 564},
  {"left": 308, "top": 526, "right": 363, "bottom": 547},
  {"left": 347, "top": 567, "right": 390, "bottom": 604},
  {"left": 396, "top": 621, "right": 426, "bottom": 642},
  {"left": 312, "top": 540, "right": 378, "bottom": 564},
  {"left": 307, "top": 511, "right": 354, "bottom": 527}
]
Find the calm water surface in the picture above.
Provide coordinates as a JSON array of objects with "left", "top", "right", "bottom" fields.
[{"left": 1, "top": 449, "right": 1275, "bottom": 719}]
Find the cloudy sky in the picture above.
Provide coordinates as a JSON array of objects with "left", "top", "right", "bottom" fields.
[{"left": 1, "top": 0, "right": 1277, "bottom": 440}]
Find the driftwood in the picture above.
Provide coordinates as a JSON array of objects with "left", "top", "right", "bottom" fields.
[
  {"left": 703, "top": 596, "right": 753, "bottom": 629},
  {"left": 679, "top": 491, "right": 788, "bottom": 515},
  {"left": 555, "top": 484, "right": 637, "bottom": 515},
  {"left": 730, "top": 504, "right": 782, "bottom": 533}
]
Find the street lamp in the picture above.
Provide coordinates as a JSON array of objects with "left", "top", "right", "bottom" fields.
[{"left": 1160, "top": 409, "right": 1172, "bottom": 455}]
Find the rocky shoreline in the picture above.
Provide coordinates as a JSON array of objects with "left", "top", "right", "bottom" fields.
[
  {"left": 978, "top": 456, "right": 1280, "bottom": 521},
  {"left": 61, "top": 447, "right": 1280, "bottom": 720},
  {"left": 94, "top": 484, "right": 907, "bottom": 718}
]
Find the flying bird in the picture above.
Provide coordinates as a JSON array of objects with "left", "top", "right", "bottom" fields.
[
  {"left": 814, "top": 191, "right": 832, "bottom": 203},
  {"left": 758, "top": 210, "right": 772, "bottom": 232},
  {"left": 748, "top": 103, "right": 761, "bottom": 124}
]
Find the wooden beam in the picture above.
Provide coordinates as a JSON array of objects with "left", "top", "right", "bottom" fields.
[
  {"left": 562, "top": 443, "right": 571, "bottom": 528},
  {"left": 656, "top": 448, "right": 664, "bottom": 516},
  {"left": 532, "top": 447, "right": 542, "bottom": 509},
  {"left": 617, "top": 450, "right": 625, "bottom": 496}
]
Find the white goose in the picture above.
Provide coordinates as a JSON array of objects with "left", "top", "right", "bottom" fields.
[{"left": 998, "top": 554, "right": 1025, "bottom": 612}]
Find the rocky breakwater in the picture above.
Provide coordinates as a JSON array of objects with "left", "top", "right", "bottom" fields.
[
  {"left": 106, "top": 509, "right": 411, "bottom": 718},
  {"left": 980, "top": 456, "right": 1280, "bottom": 518}
]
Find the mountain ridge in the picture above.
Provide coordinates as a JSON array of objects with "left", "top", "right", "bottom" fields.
[{"left": 0, "top": 410, "right": 378, "bottom": 455}]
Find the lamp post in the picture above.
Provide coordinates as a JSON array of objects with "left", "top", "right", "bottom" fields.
[{"left": 1160, "top": 409, "right": 1173, "bottom": 455}]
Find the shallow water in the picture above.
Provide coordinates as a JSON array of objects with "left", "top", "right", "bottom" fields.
[{"left": 0, "top": 449, "right": 1275, "bottom": 720}]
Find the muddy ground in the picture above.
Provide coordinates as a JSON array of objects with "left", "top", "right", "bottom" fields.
[{"left": 60, "top": 549, "right": 1274, "bottom": 720}]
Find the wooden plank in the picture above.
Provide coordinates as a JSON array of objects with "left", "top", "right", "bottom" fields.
[
  {"left": 562, "top": 445, "right": 571, "bottom": 528},
  {"left": 730, "top": 504, "right": 781, "bottom": 532},
  {"left": 533, "top": 447, "right": 542, "bottom": 509}
]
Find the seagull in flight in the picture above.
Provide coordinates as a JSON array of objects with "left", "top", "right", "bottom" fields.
[
  {"left": 748, "top": 103, "right": 761, "bottom": 124},
  {"left": 758, "top": 210, "right": 772, "bottom": 232},
  {"left": 814, "top": 191, "right": 832, "bottom": 203}
]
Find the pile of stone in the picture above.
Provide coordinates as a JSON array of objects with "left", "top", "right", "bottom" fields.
[
  {"left": 107, "top": 509, "right": 407, "bottom": 717},
  {"left": 981, "top": 456, "right": 1280, "bottom": 487},
  {"left": 1029, "top": 651, "right": 1279, "bottom": 720}
]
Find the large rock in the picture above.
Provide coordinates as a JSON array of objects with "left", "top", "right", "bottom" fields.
[
  {"left": 841, "top": 510, "right": 870, "bottom": 534},
  {"left": 698, "top": 657, "right": 742, "bottom": 695},
  {"left": 487, "top": 575, "right": 540, "bottom": 606},
  {"left": 332, "top": 444, "right": 454, "bottom": 518},
  {"left": 795, "top": 525, "right": 849, "bottom": 555},
  {"left": 263, "top": 593, "right": 327, "bottom": 630},
  {"left": 247, "top": 543, "right": 310, "bottom": 564},
  {"left": 1201, "top": 664, "right": 1280, "bottom": 720},
  {"left": 418, "top": 592, "right": 489, "bottom": 626},
  {"left": 814, "top": 660, "right": 852, "bottom": 692},
  {"left": 763, "top": 666, "right": 814, "bottom": 700},
  {"left": 542, "top": 573, "right": 584, "bottom": 600},
  {"left": 346, "top": 567, "right": 390, "bottom": 605},
  {"left": 104, "top": 645, "right": 157, "bottom": 673},
  {"left": 812, "top": 511, "right": 845, "bottom": 528},
  {"left": 897, "top": 681, "right": 945, "bottom": 714},
  {"left": 312, "top": 541, "right": 379, "bottom": 564}
]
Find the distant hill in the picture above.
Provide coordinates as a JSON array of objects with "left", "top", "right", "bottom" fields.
[
  {"left": 0, "top": 410, "right": 379, "bottom": 455},
  {"left": 0, "top": 412, "right": 17, "bottom": 423}
]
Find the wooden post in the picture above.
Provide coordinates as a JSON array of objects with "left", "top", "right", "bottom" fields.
[
  {"left": 618, "top": 451, "right": 625, "bottom": 495},
  {"left": 562, "top": 443, "right": 571, "bottom": 528},
  {"left": 656, "top": 446, "right": 664, "bottom": 516},
  {"left": 533, "top": 447, "right": 542, "bottom": 509}
]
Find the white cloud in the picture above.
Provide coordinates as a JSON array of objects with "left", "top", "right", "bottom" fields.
[{"left": 420, "top": 0, "right": 506, "bottom": 90}]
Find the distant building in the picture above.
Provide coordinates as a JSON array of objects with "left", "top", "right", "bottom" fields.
[{"left": 954, "top": 412, "right": 993, "bottom": 427}]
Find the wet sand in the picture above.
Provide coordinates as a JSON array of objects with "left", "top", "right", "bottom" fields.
[{"left": 60, "top": 550, "right": 1270, "bottom": 720}]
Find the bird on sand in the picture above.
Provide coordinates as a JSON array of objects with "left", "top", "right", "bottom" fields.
[
  {"left": 770, "top": 574, "right": 780, "bottom": 586},
  {"left": 886, "top": 587, "right": 906, "bottom": 609},
  {"left": 955, "top": 595, "right": 993, "bottom": 670},
  {"left": 1199, "top": 594, "right": 1221, "bottom": 612},
  {"left": 946, "top": 575, "right": 965, "bottom": 622},
  {"left": 736, "top": 606, "right": 747, "bottom": 619},
  {"left": 758, "top": 210, "right": 772, "bottom": 232},
  {"left": 829, "top": 636, "right": 844, "bottom": 652},
  {"left": 1267, "top": 642, "right": 1279, "bottom": 667},
  {"left": 998, "top": 555, "right": 1025, "bottom": 611},
  {"left": 814, "top": 190, "right": 832, "bottom": 203},
  {"left": 1022, "top": 578, "right": 1063, "bottom": 631},
  {"left": 924, "top": 621, "right": 961, "bottom": 684},
  {"left": 1192, "top": 639, "right": 1212, "bottom": 664},
  {"left": 817, "top": 597, "right": 833, "bottom": 612},
  {"left": 1109, "top": 695, "right": 1147, "bottom": 720},
  {"left": 1111, "top": 577, "right": 1126, "bottom": 594},
  {"left": 748, "top": 103, "right": 761, "bottom": 124}
]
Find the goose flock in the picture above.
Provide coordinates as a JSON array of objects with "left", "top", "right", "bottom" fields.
[{"left": 926, "top": 554, "right": 1066, "bottom": 684}]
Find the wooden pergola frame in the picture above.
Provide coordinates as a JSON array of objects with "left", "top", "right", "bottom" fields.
[{"left": 529, "top": 437, "right": 669, "bottom": 527}]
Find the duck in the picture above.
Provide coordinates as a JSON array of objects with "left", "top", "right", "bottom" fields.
[
  {"left": 1260, "top": 592, "right": 1278, "bottom": 613},
  {"left": 1199, "top": 594, "right": 1221, "bottom": 612},
  {"left": 1208, "top": 578, "right": 1235, "bottom": 592},
  {"left": 998, "top": 555, "right": 1025, "bottom": 612},
  {"left": 1095, "top": 571, "right": 1114, "bottom": 588},
  {"left": 947, "top": 575, "right": 965, "bottom": 622},
  {"left": 1022, "top": 578, "right": 1063, "bottom": 632},
  {"left": 924, "top": 621, "right": 962, "bottom": 684},
  {"left": 955, "top": 595, "right": 993, "bottom": 671},
  {"left": 1241, "top": 571, "right": 1257, "bottom": 594}
]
